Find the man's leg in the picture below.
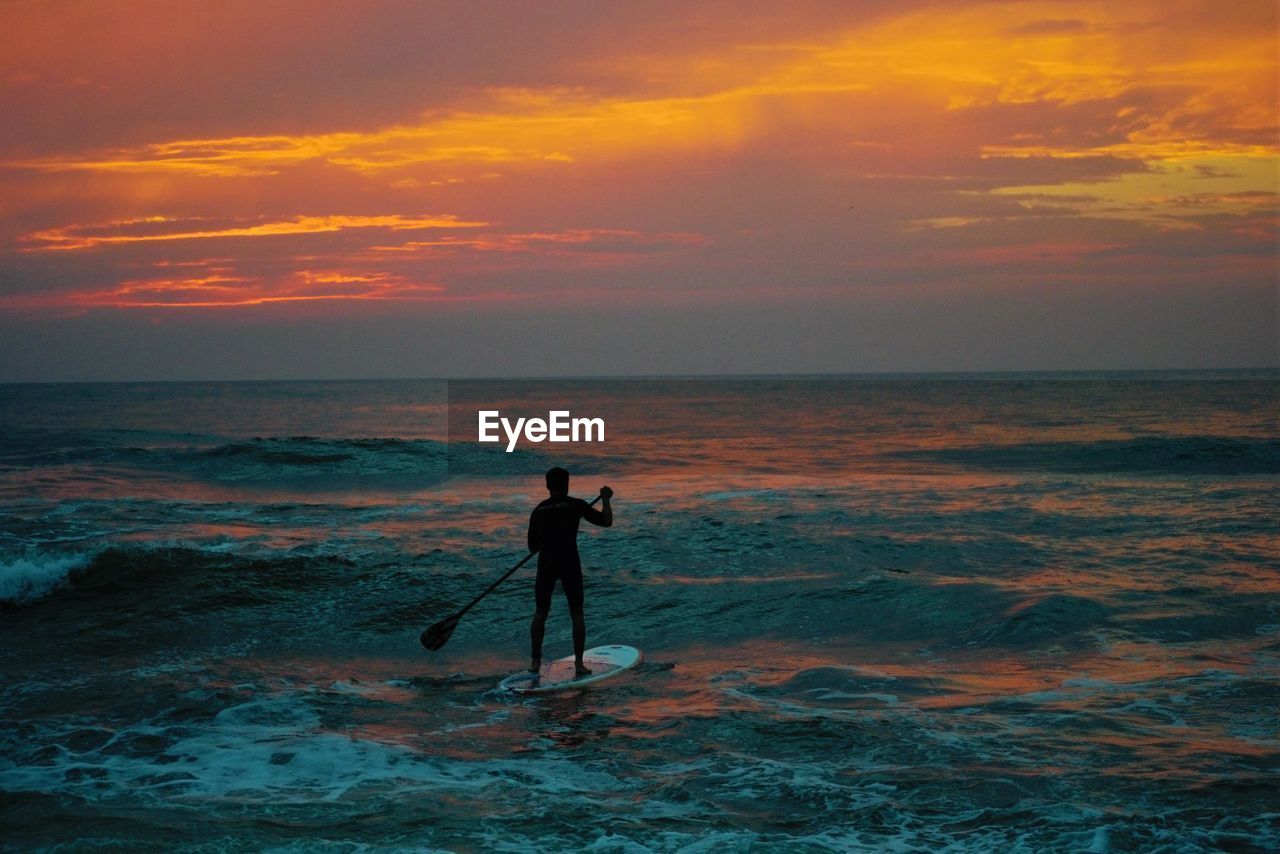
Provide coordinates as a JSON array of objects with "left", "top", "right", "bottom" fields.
[
  {"left": 529, "top": 608, "right": 549, "bottom": 672},
  {"left": 564, "top": 567, "right": 589, "bottom": 675},
  {"left": 531, "top": 566, "right": 555, "bottom": 672},
  {"left": 570, "top": 607, "right": 590, "bottom": 676}
]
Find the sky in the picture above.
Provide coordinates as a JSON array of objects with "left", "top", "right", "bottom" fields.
[{"left": 0, "top": 0, "right": 1276, "bottom": 380}]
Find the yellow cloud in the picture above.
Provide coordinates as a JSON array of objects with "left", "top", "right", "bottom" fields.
[
  {"left": 989, "top": 154, "right": 1279, "bottom": 227},
  {"left": 23, "top": 214, "right": 488, "bottom": 251},
  {"left": 7, "top": 269, "right": 448, "bottom": 309},
  {"left": 6, "top": 2, "right": 1274, "bottom": 187},
  {"left": 367, "top": 228, "right": 706, "bottom": 255},
  {"left": 5, "top": 0, "right": 1275, "bottom": 274}
]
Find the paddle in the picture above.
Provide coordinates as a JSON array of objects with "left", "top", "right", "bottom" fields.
[{"left": 420, "top": 494, "right": 602, "bottom": 651}]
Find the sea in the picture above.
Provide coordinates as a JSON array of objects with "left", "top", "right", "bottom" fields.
[{"left": 1, "top": 372, "right": 1277, "bottom": 852}]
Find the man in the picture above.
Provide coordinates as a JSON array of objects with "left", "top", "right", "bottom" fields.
[{"left": 527, "top": 467, "right": 613, "bottom": 676}]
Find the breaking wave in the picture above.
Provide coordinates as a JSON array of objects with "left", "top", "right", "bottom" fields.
[
  {"left": 892, "top": 435, "right": 1280, "bottom": 475},
  {"left": 194, "top": 436, "right": 447, "bottom": 484},
  {"left": 0, "top": 544, "right": 359, "bottom": 612},
  {"left": 0, "top": 428, "right": 587, "bottom": 485},
  {"left": 0, "top": 551, "right": 92, "bottom": 606}
]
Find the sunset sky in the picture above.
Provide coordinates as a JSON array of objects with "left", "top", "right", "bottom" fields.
[{"left": 1, "top": 0, "right": 1276, "bottom": 379}]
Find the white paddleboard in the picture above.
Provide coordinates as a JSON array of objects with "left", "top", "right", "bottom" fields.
[{"left": 499, "top": 645, "right": 642, "bottom": 695}]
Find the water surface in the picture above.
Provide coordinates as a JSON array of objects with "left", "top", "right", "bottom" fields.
[{"left": 2, "top": 373, "right": 1277, "bottom": 850}]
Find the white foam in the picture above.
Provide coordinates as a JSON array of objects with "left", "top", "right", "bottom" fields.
[
  {"left": 0, "top": 694, "right": 633, "bottom": 807},
  {"left": 0, "top": 550, "right": 91, "bottom": 605}
]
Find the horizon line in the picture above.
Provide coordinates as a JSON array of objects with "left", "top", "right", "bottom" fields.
[{"left": 1, "top": 366, "right": 1277, "bottom": 386}]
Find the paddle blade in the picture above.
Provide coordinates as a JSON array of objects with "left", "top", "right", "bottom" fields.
[{"left": 420, "top": 613, "right": 460, "bottom": 651}]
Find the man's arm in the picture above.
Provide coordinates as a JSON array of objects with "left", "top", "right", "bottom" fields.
[
  {"left": 582, "top": 486, "right": 613, "bottom": 527},
  {"left": 528, "top": 509, "right": 540, "bottom": 552}
]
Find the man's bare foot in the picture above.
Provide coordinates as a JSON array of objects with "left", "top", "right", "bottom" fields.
[
  {"left": 574, "top": 662, "right": 593, "bottom": 677},
  {"left": 528, "top": 658, "right": 541, "bottom": 673}
]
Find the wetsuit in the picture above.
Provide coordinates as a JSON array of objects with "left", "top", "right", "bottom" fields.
[{"left": 528, "top": 495, "right": 610, "bottom": 612}]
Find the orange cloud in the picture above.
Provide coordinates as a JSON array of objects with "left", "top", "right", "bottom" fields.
[
  {"left": 0, "top": 0, "right": 1274, "bottom": 324},
  {"left": 21, "top": 214, "right": 487, "bottom": 251},
  {"left": 6, "top": 2, "right": 1273, "bottom": 187},
  {"left": 3, "top": 87, "right": 767, "bottom": 179},
  {"left": 368, "top": 228, "right": 707, "bottom": 257},
  {"left": 4, "top": 268, "right": 447, "bottom": 309}
]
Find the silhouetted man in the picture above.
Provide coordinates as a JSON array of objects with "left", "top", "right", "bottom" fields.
[{"left": 528, "top": 467, "right": 612, "bottom": 675}]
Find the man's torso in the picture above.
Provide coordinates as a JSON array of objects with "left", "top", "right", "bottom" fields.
[{"left": 531, "top": 496, "right": 588, "bottom": 570}]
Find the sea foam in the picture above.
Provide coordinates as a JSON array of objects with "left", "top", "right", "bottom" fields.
[{"left": 0, "top": 551, "right": 91, "bottom": 606}]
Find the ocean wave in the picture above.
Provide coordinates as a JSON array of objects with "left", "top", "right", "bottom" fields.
[
  {"left": 0, "top": 692, "right": 637, "bottom": 831},
  {"left": 0, "top": 427, "right": 588, "bottom": 485},
  {"left": 193, "top": 436, "right": 448, "bottom": 484},
  {"left": 984, "top": 593, "right": 1111, "bottom": 646},
  {"left": 0, "top": 428, "right": 454, "bottom": 487},
  {"left": 0, "top": 544, "right": 356, "bottom": 612},
  {"left": 0, "top": 551, "right": 92, "bottom": 606},
  {"left": 199, "top": 435, "right": 575, "bottom": 481},
  {"left": 891, "top": 435, "right": 1280, "bottom": 475}
]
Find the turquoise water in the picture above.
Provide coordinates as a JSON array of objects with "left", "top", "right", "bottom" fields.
[{"left": 1, "top": 373, "right": 1277, "bottom": 850}]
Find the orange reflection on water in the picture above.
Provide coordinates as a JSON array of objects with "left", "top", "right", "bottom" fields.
[
  {"left": 1086, "top": 730, "right": 1275, "bottom": 763},
  {"left": 608, "top": 641, "right": 856, "bottom": 738},
  {"left": 213, "top": 655, "right": 418, "bottom": 699},
  {"left": 208, "top": 653, "right": 510, "bottom": 756},
  {"left": 637, "top": 573, "right": 837, "bottom": 586}
]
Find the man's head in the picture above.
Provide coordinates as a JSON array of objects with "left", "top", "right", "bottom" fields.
[{"left": 545, "top": 466, "right": 569, "bottom": 495}]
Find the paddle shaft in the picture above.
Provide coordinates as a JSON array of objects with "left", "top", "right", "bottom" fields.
[{"left": 450, "top": 493, "right": 603, "bottom": 621}]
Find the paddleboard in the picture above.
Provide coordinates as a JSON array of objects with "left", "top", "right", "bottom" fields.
[{"left": 499, "top": 644, "right": 642, "bottom": 694}]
